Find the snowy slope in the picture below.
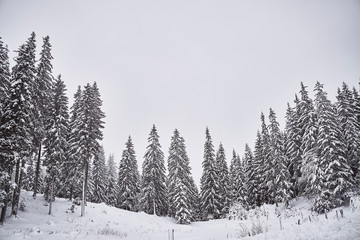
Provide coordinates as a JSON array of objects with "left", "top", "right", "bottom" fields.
[{"left": 1, "top": 191, "right": 359, "bottom": 240}]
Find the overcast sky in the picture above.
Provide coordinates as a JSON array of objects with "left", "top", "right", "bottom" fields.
[{"left": 1, "top": 0, "right": 360, "bottom": 185}]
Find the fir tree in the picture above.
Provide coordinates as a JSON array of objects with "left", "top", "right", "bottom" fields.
[
  {"left": 106, "top": 153, "right": 118, "bottom": 206},
  {"left": 0, "top": 33, "right": 37, "bottom": 219},
  {"left": 90, "top": 145, "right": 107, "bottom": 203},
  {"left": 336, "top": 82, "right": 360, "bottom": 181},
  {"left": 313, "top": 82, "right": 353, "bottom": 212},
  {"left": 284, "top": 98, "right": 302, "bottom": 196},
  {"left": 32, "top": 36, "right": 54, "bottom": 199},
  {"left": 215, "top": 143, "right": 231, "bottom": 216},
  {"left": 0, "top": 37, "right": 10, "bottom": 118},
  {"left": 118, "top": 136, "right": 140, "bottom": 211},
  {"left": 259, "top": 112, "right": 273, "bottom": 204},
  {"left": 252, "top": 131, "right": 265, "bottom": 206},
  {"left": 43, "top": 75, "right": 69, "bottom": 214},
  {"left": 268, "top": 108, "right": 292, "bottom": 206},
  {"left": 167, "top": 129, "right": 197, "bottom": 223},
  {"left": 243, "top": 144, "right": 255, "bottom": 208},
  {"left": 64, "top": 86, "right": 83, "bottom": 200},
  {"left": 140, "top": 125, "right": 168, "bottom": 216},
  {"left": 200, "top": 127, "right": 220, "bottom": 219}
]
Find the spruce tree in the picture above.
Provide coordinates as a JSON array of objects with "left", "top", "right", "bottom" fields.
[
  {"left": 336, "top": 83, "right": 360, "bottom": 181},
  {"left": 252, "top": 131, "right": 265, "bottom": 206},
  {"left": 313, "top": 82, "right": 353, "bottom": 212},
  {"left": 64, "top": 86, "right": 83, "bottom": 200},
  {"left": 167, "top": 129, "right": 197, "bottom": 223},
  {"left": 106, "top": 153, "right": 118, "bottom": 206},
  {"left": 243, "top": 144, "right": 256, "bottom": 208},
  {"left": 140, "top": 125, "right": 168, "bottom": 216},
  {"left": 200, "top": 127, "right": 220, "bottom": 219},
  {"left": 0, "top": 37, "right": 11, "bottom": 222},
  {"left": 32, "top": 36, "right": 54, "bottom": 199},
  {"left": 118, "top": 136, "right": 140, "bottom": 211},
  {"left": 215, "top": 143, "right": 231, "bottom": 216},
  {"left": 0, "top": 33, "right": 36, "bottom": 219},
  {"left": 43, "top": 75, "right": 69, "bottom": 214},
  {"left": 91, "top": 145, "right": 107, "bottom": 203},
  {"left": 268, "top": 108, "right": 292, "bottom": 206},
  {"left": 284, "top": 98, "right": 302, "bottom": 196},
  {"left": 259, "top": 112, "right": 273, "bottom": 204},
  {"left": 229, "top": 149, "right": 238, "bottom": 204}
]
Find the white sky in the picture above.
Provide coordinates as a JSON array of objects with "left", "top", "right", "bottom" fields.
[{"left": 1, "top": 0, "right": 360, "bottom": 186}]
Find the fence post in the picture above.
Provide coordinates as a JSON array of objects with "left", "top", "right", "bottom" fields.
[{"left": 172, "top": 229, "right": 174, "bottom": 240}]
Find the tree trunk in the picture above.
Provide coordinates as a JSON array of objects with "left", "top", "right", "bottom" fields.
[
  {"left": 11, "top": 157, "right": 20, "bottom": 216},
  {"left": 84, "top": 161, "right": 89, "bottom": 206},
  {"left": 0, "top": 167, "right": 12, "bottom": 224},
  {"left": 33, "top": 145, "right": 41, "bottom": 198},
  {"left": 81, "top": 159, "right": 86, "bottom": 217},
  {"left": 48, "top": 175, "right": 54, "bottom": 215},
  {"left": 12, "top": 157, "right": 25, "bottom": 217}
]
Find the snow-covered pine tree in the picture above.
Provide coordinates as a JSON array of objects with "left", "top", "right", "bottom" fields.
[
  {"left": 298, "top": 82, "right": 318, "bottom": 194},
  {"left": 0, "top": 37, "right": 10, "bottom": 118},
  {"left": 43, "top": 75, "right": 69, "bottom": 214},
  {"left": 243, "top": 144, "right": 256, "bottom": 208},
  {"left": 259, "top": 112, "right": 273, "bottom": 204},
  {"left": 229, "top": 149, "right": 238, "bottom": 204},
  {"left": 0, "top": 37, "right": 11, "bottom": 223},
  {"left": 68, "top": 82, "right": 105, "bottom": 216},
  {"left": 215, "top": 143, "right": 231, "bottom": 216},
  {"left": 313, "top": 82, "right": 353, "bottom": 212},
  {"left": 173, "top": 179, "right": 191, "bottom": 224},
  {"left": 284, "top": 98, "right": 303, "bottom": 197},
  {"left": 140, "top": 125, "right": 168, "bottom": 216},
  {"left": 90, "top": 145, "right": 107, "bottom": 203},
  {"left": 63, "top": 86, "right": 83, "bottom": 200},
  {"left": 106, "top": 153, "right": 118, "bottom": 206},
  {"left": 252, "top": 131, "right": 265, "bottom": 206},
  {"left": 167, "top": 129, "right": 198, "bottom": 222},
  {"left": 0, "top": 33, "right": 37, "bottom": 218},
  {"left": 336, "top": 82, "right": 360, "bottom": 183},
  {"left": 22, "top": 158, "right": 35, "bottom": 191},
  {"left": 200, "top": 127, "right": 221, "bottom": 220},
  {"left": 268, "top": 108, "right": 292, "bottom": 207},
  {"left": 117, "top": 136, "right": 140, "bottom": 211},
  {"left": 32, "top": 36, "right": 54, "bottom": 199}
]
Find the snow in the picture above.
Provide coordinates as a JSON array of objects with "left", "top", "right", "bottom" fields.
[{"left": 1, "top": 191, "right": 360, "bottom": 240}]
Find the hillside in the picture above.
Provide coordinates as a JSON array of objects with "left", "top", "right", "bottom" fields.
[{"left": 0, "top": 191, "right": 359, "bottom": 240}]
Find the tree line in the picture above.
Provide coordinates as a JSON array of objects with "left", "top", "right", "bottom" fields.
[{"left": 0, "top": 33, "right": 359, "bottom": 225}]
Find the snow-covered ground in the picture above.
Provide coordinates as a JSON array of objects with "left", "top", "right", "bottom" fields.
[{"left": 1, "top": 191, "right": 359, "bottom": 240}]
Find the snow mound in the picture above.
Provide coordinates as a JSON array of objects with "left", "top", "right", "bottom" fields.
[{"left": 0, "top": 191, "right": 359, "bottom": 240}]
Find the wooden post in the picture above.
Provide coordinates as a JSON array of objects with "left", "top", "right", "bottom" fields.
[{"left": 172, "top": 229, "right": 174, "bottom": 240}]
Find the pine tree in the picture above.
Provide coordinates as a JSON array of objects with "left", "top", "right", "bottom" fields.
[
  {"left": 32, "top": 36, "right": 54, "bottom": 199},
  {"left": 252, "top": 131, "right": 265, "bottom": 206},
  {"left": 259, "top": 112, "right": 273, "bottom": 204},
  {"left": 167, "top": 129, "right": 197, "bottom": 223},
  {"left": 22, "top": 158, "right": 35, "bottom": 191},
  {"left": 63, "top": 86, "right": 83, "bottom": 201},
  {"left": 200, "top": 127, "right": 220, "bottom": 220},
  {"left": 80, "top": 82, "right": 105, "bottom": 216},
  {"left": 140, "top": 125, "right": 168, "bottom": 216},
  {"left": 0, "top": 37, "right": 10, "bottom": 118},
  {"left": 268, "top": 108, "right": 292, "bottom": 206},
  {"left": 298, "top": 82, "right": 318, "bottom": 195},
  {"left": 117, "top": 136, "right": 140, "bottom": 211},
  {"left": 215, "top": 143, "right": 231, "bottom": 216},
  {"left": 106, "top": 153, "right": 118, "bottom": 206},
  {"left": 313, "top": 82, "right": 353, "bottom": 212},
  {"left": 0, "top": 37, "right": 11, "bottom": 222},
  {"left": 90, "top": 145, "right": 107, "bottom": 203},
  {"left": 43, "top": 75, "right": 69, "bottom": 214},
  {"left": 336, "top": 82, "right": 360, "bottom": 182},
  {"left": 229, "top": 149, "right": 238, "bottom": 204},
  {"left": 0, "top": 33, "right": 36, "bottom": 219},
  {"left": 284, "top": 98, "right": 302, "bottom": 197},
  {"left": 243, "top": 144, "right": 256, "bottom": 208}
]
